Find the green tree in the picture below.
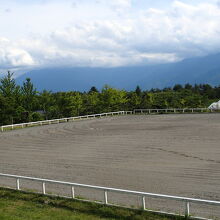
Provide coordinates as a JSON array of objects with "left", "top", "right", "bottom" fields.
[
  {"left": 135, "top": 85, "right": 142, "bottom": 96},
  {"left": 0, "top": 71, "right": 21, "bottom": 124},
  {"left": 100, "top": 85, "right": 127, "bottom": 112},
  {"left": 89, "top": 86, "right": 99, "bottom": 93},
  {"left": 184, "top": 83, "right": 192, "bottom": 90},
  {"left": 61, "top": 92, "right": 83, "bottom": 116},
  {"left": 173, "top": 84, "right": 183, "bottom": 91},
  {"left": 0, "top": 71, "right": 20, "bottom": 97},
  {"left": 127, "top": 92, "right": 141, "bottom": 109},
  {"left": 39, "top": 90, "right": 59, "bottom": 119},
  {"left": 84, "top": 91, "right": 100, "bottom": 114},
  {"left": 21, "top": 78, "right": 37, "bottom": 112}
]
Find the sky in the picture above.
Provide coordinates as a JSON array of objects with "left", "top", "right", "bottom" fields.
[{"left": 1, "top": 0, "right": 220, "bottom": 72}]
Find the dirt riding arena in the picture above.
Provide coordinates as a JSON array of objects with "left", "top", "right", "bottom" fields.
[{"left": 0, "top": 114, "right": 220, "bottom": 218}]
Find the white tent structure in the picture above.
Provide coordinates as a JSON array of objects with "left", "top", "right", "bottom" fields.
[{"left": 208, "top": 100, "right": 220, "bottom": 110}]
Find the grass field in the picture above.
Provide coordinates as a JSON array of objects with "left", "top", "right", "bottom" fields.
[{"left": 0, "top": 188, "right": 182, "bottom": 220}]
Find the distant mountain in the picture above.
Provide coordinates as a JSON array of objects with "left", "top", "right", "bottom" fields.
[{"left": 16, "top": 53, "right": 220, "bottom": 92}]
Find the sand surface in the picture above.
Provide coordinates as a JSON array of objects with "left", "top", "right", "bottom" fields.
[{"left": 0, "top": 114, "right": 220, "bottom": 218}]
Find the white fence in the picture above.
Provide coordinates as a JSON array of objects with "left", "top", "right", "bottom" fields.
[
  {"left": 0, "top": 173, "right": 220, "bottom": 219},
  {"left": 0, "top": 111, "right": 133, "bottom": 132},
  {"left": 1, "top": 108, "right": 216, "bottom": 132},
  {"left": 133, "top": 108, "right": 211, "bottom": 114}
]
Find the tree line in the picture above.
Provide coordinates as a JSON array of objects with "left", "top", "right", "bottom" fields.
[{"left": 0, "top": 71, "right": 219, "bottom": 125}]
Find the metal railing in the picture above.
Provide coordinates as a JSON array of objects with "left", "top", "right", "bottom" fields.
[
  {"left": 0, "top": 173, "right": 219, "bottom": 219},
  {"left": 133, "top": 108, "right": 211, "bottom": 114},
  {"left": 0, "top": 111, "right": 133, "bottom": 132}
]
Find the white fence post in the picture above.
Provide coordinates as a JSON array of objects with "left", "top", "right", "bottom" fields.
[
  {"left": 142, "top": 196, "right": 146, "bottom": 210},
  {"left": 71, "top": 186, "right": 75, "bottom": 199},
  {"left": 42, "top": 182, "right": 46, "bottom": 194},
  {"left": 185, "top": 201, "right": 190, "bottom": 218},
  {"left": 104, "top": 190, "right": 108, "bottom": 204},
  {"left": 16, "top": 178, "right": 20, "bottom": 190}
]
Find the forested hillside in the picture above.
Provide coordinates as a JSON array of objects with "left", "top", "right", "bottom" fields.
[{"left": 1, "top": 71, "right": 220, "bottom": 125}]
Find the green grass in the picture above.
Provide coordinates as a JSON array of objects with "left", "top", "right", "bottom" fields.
[{"left": 0, "top": 187, "right": 184, "bottom": 220}]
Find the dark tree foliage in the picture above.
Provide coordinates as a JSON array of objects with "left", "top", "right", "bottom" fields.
[
  {"left": 0, "top": 71, "right": 219, "bottom": 125},
  {"left": 89, "top": 86, "right": 99, "bottom": 93},
  {"left": 21, "top": 78, "right": 37, "bottom": 112},
  {"left": 173, "top": 84, "right": 183, "bottom": 91},
  {"left": 135, "top": 85, "right": 142, "bottom": 96},
  {"left": 184, "top": 83, "right": 192, "bottom": 90}
]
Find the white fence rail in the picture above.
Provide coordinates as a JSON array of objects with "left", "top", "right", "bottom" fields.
[
  {"left": 1, "top": 108, "right": 216, "bottom": 132},
  {"left": 0, "top": 173, "right": 220, "bottom": 219},
  {"left": 0, "top": 111, "right": 133, "bottom": 132},
  {"left": 133, "top": 108, "right": 211, "bottom": 114}
]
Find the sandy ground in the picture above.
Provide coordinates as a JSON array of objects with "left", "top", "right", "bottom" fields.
[{"left": 0, "top": 114, "right": 220, "bottom": 218}]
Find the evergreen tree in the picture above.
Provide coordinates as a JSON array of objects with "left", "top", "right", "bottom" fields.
[
  {"left": 173, "top": 84, "right": 183, "bottom": 91},
  {"left": 0, "top": 71, "right": 20, "bottom": 97},
  {"left": 135, "top": 85, "right": 142, "bottom": 96},
  {"left": 0, "top": 71, "right": 21, "bottom": 124},
  {"left": 89, "top": 86, "right": 99, "bottom": 93},
  {"left": 21, "top": 78, "right": 37, "bottom": 112}
]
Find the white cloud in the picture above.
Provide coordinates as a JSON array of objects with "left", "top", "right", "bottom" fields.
[
  {"left": 111, "top": 0, "right": 131, "bottom": 8},
  {"left": 0, "top": 38, "right": 35, "bottom": 68},
  {"left": 0, "top": 0, "right": 220, "bottom": 70},
  {"left": 110, "top": 0, "right": 131, "bottom": 14}
]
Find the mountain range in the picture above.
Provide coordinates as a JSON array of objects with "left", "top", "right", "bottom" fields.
[{"left": 16, "top": 53, "right": 220, "bottom": 92}]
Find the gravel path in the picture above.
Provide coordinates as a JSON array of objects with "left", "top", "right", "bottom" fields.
[{"left": 0, "top": 114, "right": 220, "bottom": 218}]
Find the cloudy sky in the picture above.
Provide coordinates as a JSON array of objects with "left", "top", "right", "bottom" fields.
[{"left": 1, "top": 0, "right": 220, "bottom": 72}]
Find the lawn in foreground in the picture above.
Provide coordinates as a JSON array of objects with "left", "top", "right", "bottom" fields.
[{"left": 0, "top": 188, "right": 183, "bottom": 220}]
